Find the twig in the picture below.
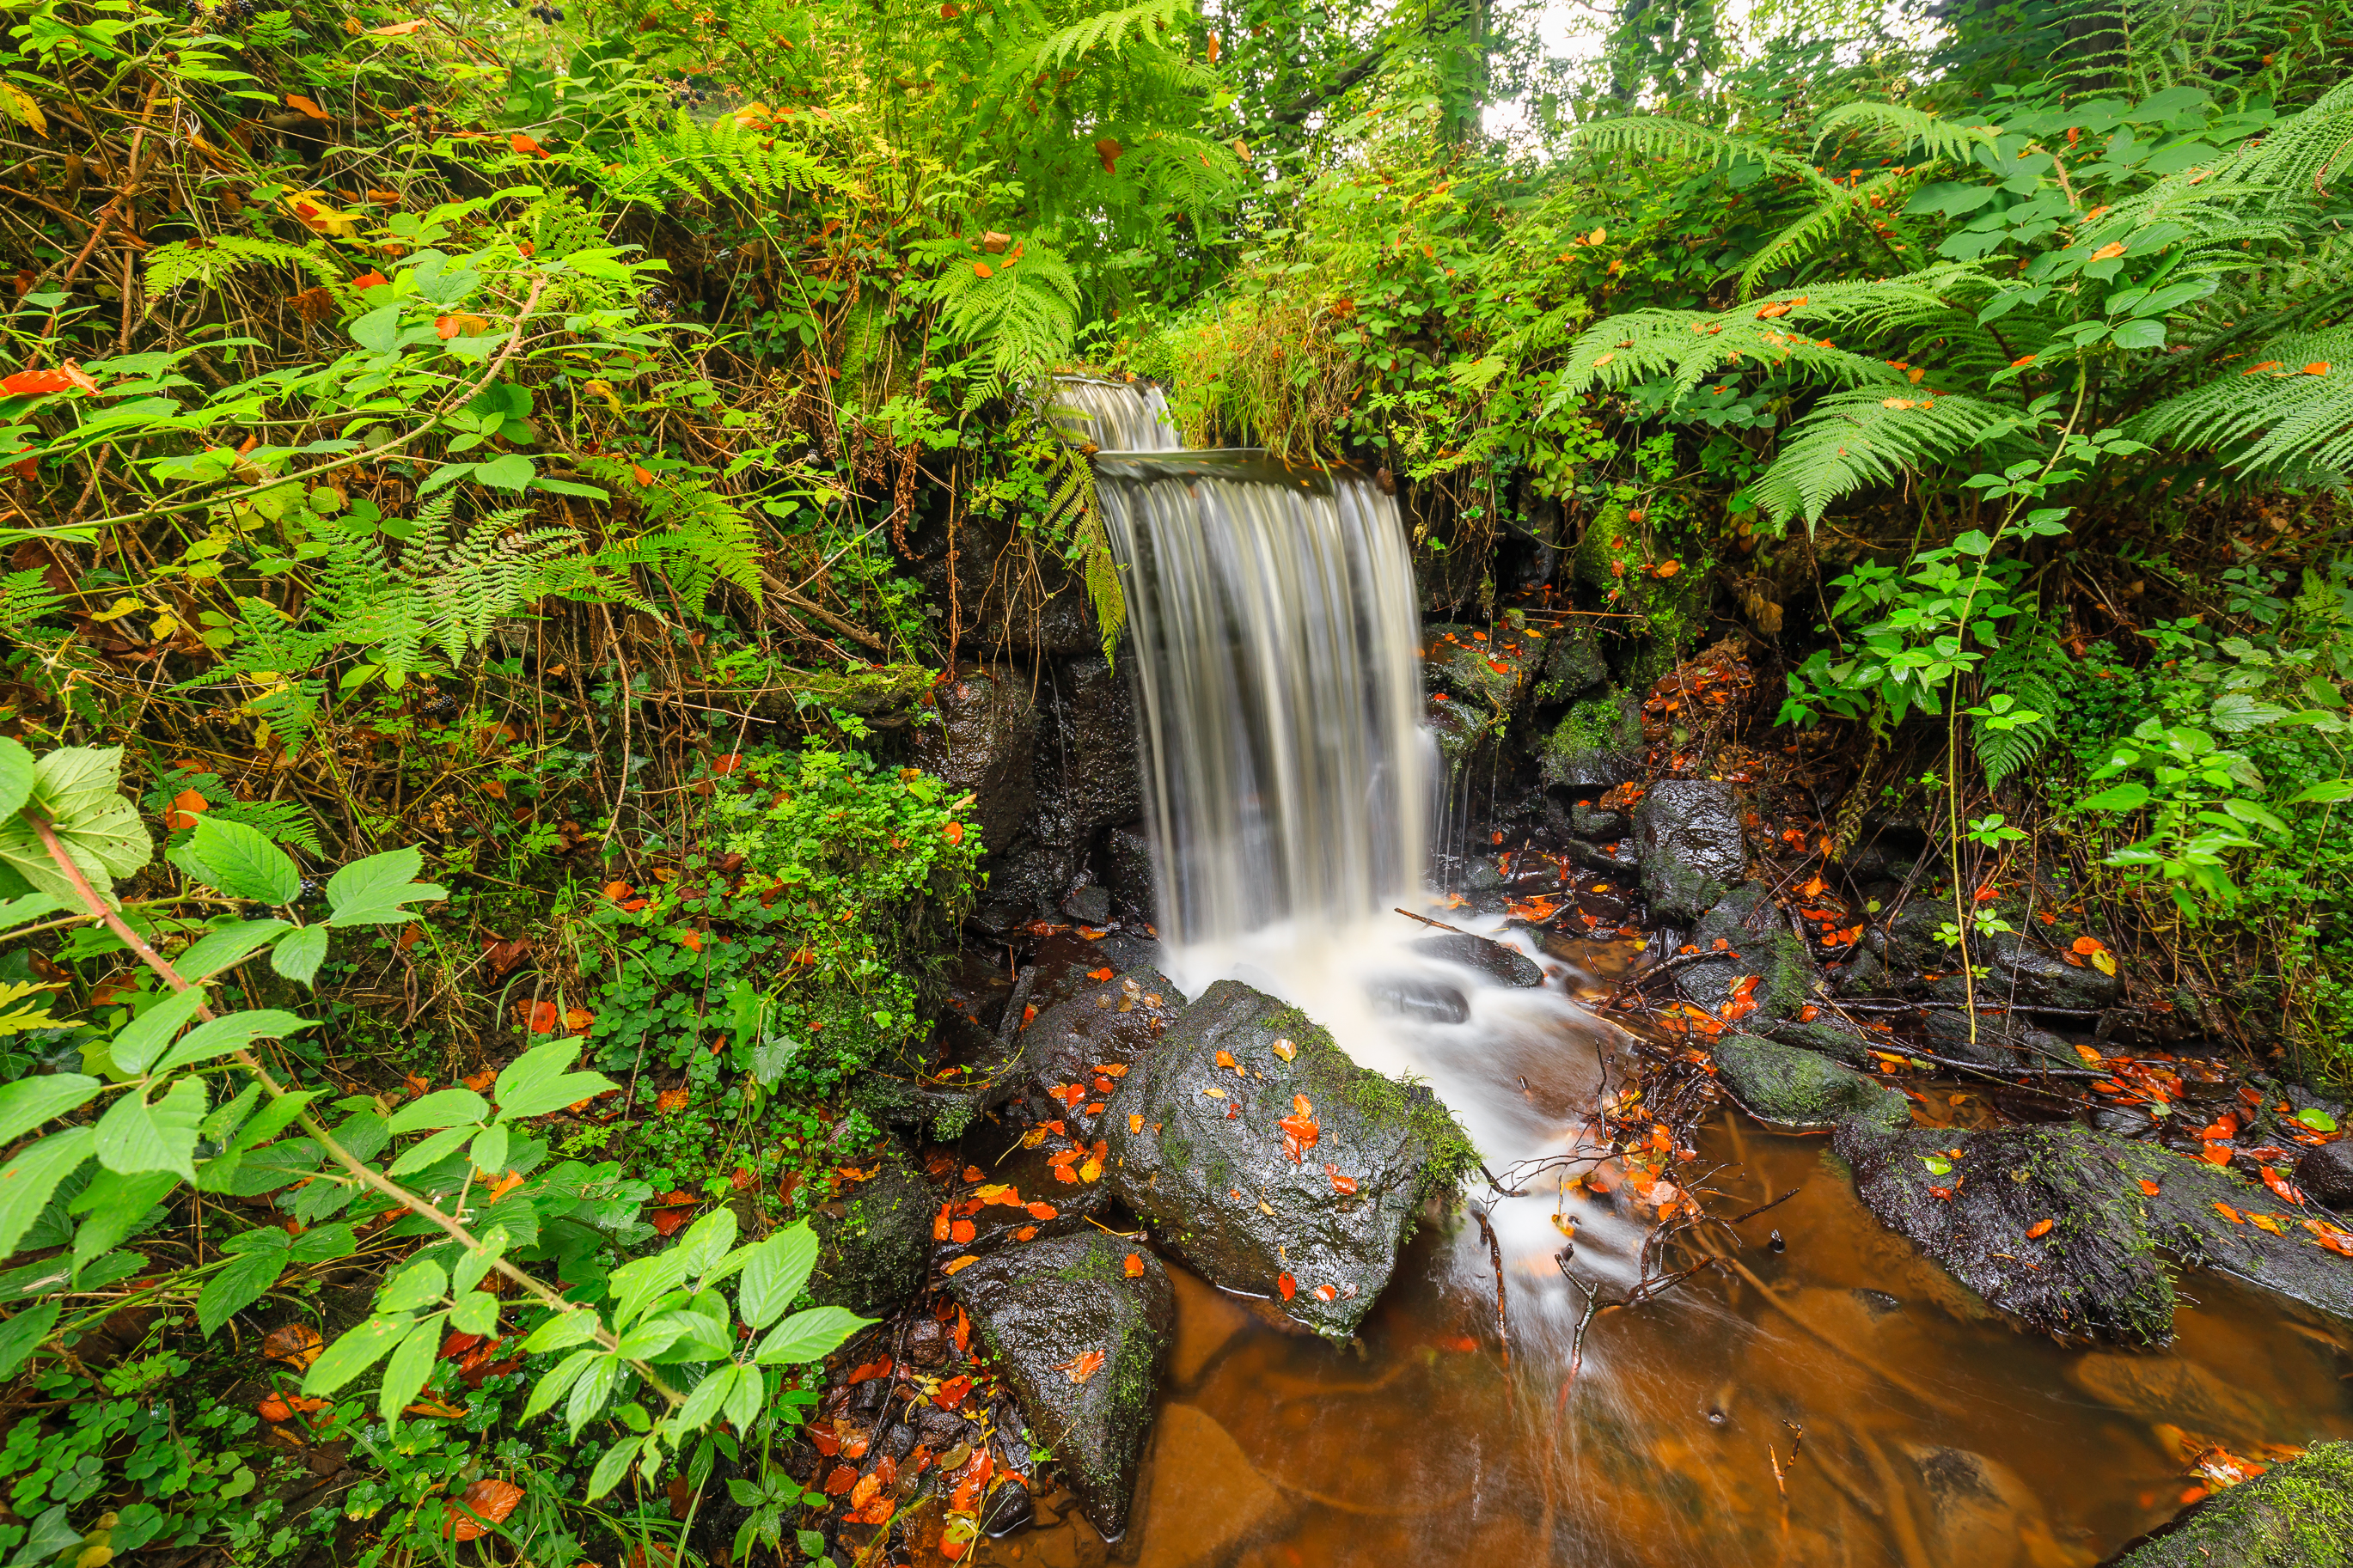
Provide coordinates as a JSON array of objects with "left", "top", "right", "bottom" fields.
[
  {"left": 1393, "top": 906, "right": 1470, "bottom": 936},
  {"left": 1471, "top": 1205, "right": 1509, "bottom": 1367}
]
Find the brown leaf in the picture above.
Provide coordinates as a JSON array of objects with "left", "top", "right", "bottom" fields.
[
  {"left": 284, "top": 94, "right": 331, "bottom": 120},
  {"left": 445, "top": 1478, "right": 523, "bottom": 1541},
  {"left": 262, "top": 1322, "right": 323, "bottom": 1370}
]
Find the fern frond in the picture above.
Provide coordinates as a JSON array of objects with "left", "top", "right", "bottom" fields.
[
  {"left": 144, "top": 235, "right": 342, "bottom": 293},
  {"left": 1748, "top": 388, "right": 2032, "bottom": 529},
  {"left": 2130, "top": 325, "right": 2353, "bottom": 476},
  {"left": 0, "top": 569, "right": 62, "bottom": 635},
  {"left": 1975, "top": 611, "right": 2063, "bottom": 790},
  {"left": 1029, "top": 0, "right": 1191, "bottom": 70},
  {"left": 604, "top": 111, "right": 841, "bottom": 207},
  {"left": 928, "top": 241, "right": 1081, "bottom": 383},
  {"left": 1568, "top": 115, "right": 1837, "bottom": 193},
  {"left": 1812, "top": 101, "right": 2001, "bottom": 165},
  {"left": 581, "top": 457, "right": 763, "bottom": 612},
  {"left": 1738, "top": 169, "right": 1915, "bottom": 297}
]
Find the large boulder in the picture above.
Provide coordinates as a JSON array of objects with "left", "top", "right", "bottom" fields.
[
  {"left": 1710, "top": 1031, "right": 1910, "bottom": 1134},
  {"left": 1531, "top": 620, "right": 1608, "bottom": 705},
  {"left": 1756, "top": 1013, "right": 1876, "bottom": 1068},
  {"left": 1423, "top": 623, "right": 1543, "bottom": 713},
  {"left": 1407, "top": 932, "right": 1542, "bottom": 989},
  {"left": 2109, "top": 1441, "right": 2353, "bottom": 1566},
  {"left": 1005, "top": 966, "right": 1189, "bottom": 1143},
  {"left": 1832, "top": 1120, "right": 2353, "bottom": 1345},
  {"left": 943, "top": 1231, "right": 1174, "bottom": 1540},
  {"left": 1108, "top": 980, "right": 1477, "bottom": 1339},
  {"left": 981, "top": 653, "right": 1147, "bottom": 922},
  {"left": 1931, "top": 924, "right": 2124, "bottom": 1011},
  {"left": 1633, "top": 780, "right": 1745, "bottom": 923},
  {"left": 855, "top": 1002, "right": 1026, "bottom": 1141},
  {"left": 1675, "top": 882, "right": 1818, "bottom": 1022},
  {"left": 1538, "top": 689, "right": 1645, "bottom": 790},
  {"left": 808, "top": 1145, "right": 935, "bottom": 1319},
  {"left": 914, "top": 665, "right": 1036, "bottom": 858}
]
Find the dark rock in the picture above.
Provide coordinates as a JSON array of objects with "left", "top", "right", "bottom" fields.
[
  {"left": 1675, "top": 883, "right": 1817, "bottom": 1022},
  {"left": 1832, "top": 1120, "right": 2353, "bottom": 1345},
  {"left": 1423, "top": 623, "right": 1543, "bottom": 712},
  {"left": 1709, "top": 1031, "right": 1909, "bottom": 1134},
  {"left": 2088, "top": 1104, "right": 2160, "bottom": 1138},
  {"left": 943, "top": 1231, "right": 1174, "bottom": 1540},
  {"left": 2298, "top": 1141, "right": 2353, "bottom": 1212},
  {"left": 1531, "top": 621, "right": 1608, "bottom": 704},
  {"left": 1632, "top": 780, "right": 1745, "bottom": 924},
  {"left": 1757, "top": 1013, "right": 1874, "bottom": 1068},
  {"left": 915, "top": 665, "right": 1036, "bottom": 860},
  {"left": 1365, "top": 975, "right": 1470, "bottom": 1025},
  {"left": 1932, "top": 926, "right": 2124, "bottom": 1012},
  {"left": 1108, "top": 980, "right": 1477, "bottom": 1338},
  {"left": 1062, "top": 882, "right": 1113, "bottom": 926},
  {"left": 1538, "top": 688, "right": 1645, "bottom": 790},
  {"left": 1565, "top": 836, "right": 1641, "bottom": 876},
  {"left": 2105, "top": 1440, "right": 2353, "bottom": 1566},
  {"left": 1099, "top": 823, "right": 1157, "bottom": 925},
  {"left": 1904, "top": 1445, "right": 2063, "bottom": 1566},
  {"left": 1570, "top": 801, "right": 1630, "bottom": 839},
  {"left": 809, "top": 1144, "right": 934, "bottom": 1320},
  {"left": 857, "top": 1007, "right": 1025, "bottom": 1141},
  {"left": 950, "top": 1142, "right": 1115, "bottom": 1254},
  {"left": 1407, "top": 932, "right": 1543, "bottom": 988},
  {"left": 1824, "top": 942, "right": 1887, "bottom": 995},
  {"left": 1005, "top": 966, "right": 1188, "bottom": 1144},
  {"left": 1922, "top": 1008, "right": 2080, "bottom": 1069},
  {"left": 986, "top": 655, "right": 1146, "bottom": 920}
]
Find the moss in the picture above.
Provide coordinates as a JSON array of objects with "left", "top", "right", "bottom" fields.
[
  {"left": 2116, "top": 1441, "right": 2353, "bottom": 1566},
  {"left": 1271, "top": 1004, "right": 1478, "bottom": 1196},
  {"left": 1538, "top": 689, "right": 1642, "bottom": 789},
  {"left": 1161, "top": 1132, "right": 1192, "bottom": 1171}
]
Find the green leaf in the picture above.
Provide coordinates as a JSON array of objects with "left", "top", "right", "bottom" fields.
[
  {"left": 675, "top": 1207, "right": 738, "bottom": 1281},
  {"left": 175, "top": 919, "right": 295, "bottom": 979},
  {"left": 1919, "top": 1155, "right": 1953, "bottom": 1176},
  {"left": 0, "top": 1302, "right": 58, "bottom": 1379},
  {"left": 351, "top": 304, "right": 402, "bottom": 353},
  {"left": 2289, "top": 778, "right": 2353, "bottom": 803},
  {"left": 303, "top": 1314, "right": 414, "bottom": 1395},
  {"left": 450, "top": 1290, "right": 499, "bottom": 1336},
  {"left": 492, "top": 1039, "right": 617, "bottom": 1120},
  {"left": 272, "top": 924, "right": 330, "bottom": 987},
  {"left": 197, "top": 1245, "right": 291, "bottom": 1336},
  {"left": 0, "top": 737, "right": 34, "bottom": 823},
  {"left": 2079, "top": 783, "right": 2151, "bottom": 812},
  {"left": 474, "top": 454, "right": 536, "bottom": 491},
  {"left": 2295, "top": 1107, "right": 2338, "bottom": 1132},
  {"left": 94, "top": 1076, "right": 207, "bottom": 1180},
  {"left": 388, "top": 1088, "right": 490, "bottom": 1134},
  {"left": 324, "top": 848, "right": 445, "bottom": 926},
  {"left": 722, "top": 1361, "right": 765, "bottom": 1435},
  {"left": 0, "top": 1074, "right": 101, "bottom": 1147},
  {"left": 378, "top": 1258, "right": 449, "bottom": 1313},
  {"left": 453, "top": 1225, "right": 510, "bottom": 1295},
  {"left": 109, "top": 985, "right": 212, "bottom": 1075},
  {"left": 2110, "top": 317, "right": 2166, "bottom": 351},
  {"left": 289, "top": 1222, "right": 358, "bottom": 1265},
  {"left": 753, "top": 1306, "right": 870, "bottom": 1367},
  {"left": 154, "top": 1009, "right": 315, "bottom": 1075},
  {"left": 521, "top": 1309, "right": 602, "bottom": 1355},
  {"left": 0, "top": 746, "right": 151, "bottom": 906},
  {"left": 185, "top": 817, "right": 302, "bottom": 904},
  {"left": 0, "top": 1127, "right": 93, "bottom": 1259},
  {"left": 567, "top": 1351, "right": 620, "bottom": 1437},
  {"left": 523, "top": 1345, "right": 600, "bottom": 1421},
  {"left": 470, "top": 1122, "right": 511, "bottom": 1177},
  {"left": 738, "top": 1223, "right": 818, "bottom": 1331},
  {"left": 379, "top": 1315, "right": 447, "bottom": 1425},
  {"left": 674, "top": 1363, "right": 736, "bottom": 1431},
  {"left": 586, "top": 1433, "right": 642, "bottom": 1501}
]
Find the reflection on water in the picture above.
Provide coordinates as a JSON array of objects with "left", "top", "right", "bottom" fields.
[{"left": 971, "top": 926, "right": 2353, "bottom": 1568}]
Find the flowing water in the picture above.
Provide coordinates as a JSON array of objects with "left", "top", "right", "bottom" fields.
[{"left": 1001, "top": 381, "right": 2353, "bottom": 1568}]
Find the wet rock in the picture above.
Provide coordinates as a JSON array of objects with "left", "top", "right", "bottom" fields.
[
  {"left": 943, "top": 1231, "right": 1174, "bottom": 1540},
  {"left": 2067, "top": 1351, "right": 2286, "bottom": 1446},
  {"left": 1709, "top": 1031, "right": 1909, "bottom": 1134},
  {"left": 1922, "top": 1008, "right": 2079, "bottom": 1069},
  {"left": 1099, "top": 822, "right": 1157, "bottom": 924},
  {"left": 808, "top": 1144, "right": 934, "bottom": 1319},
  {"left": 950, "top": 1142, "right": 1115, "bottom": 1255},
  {"left": 1832, "top": 1120, "right": 2353, "bottom": 1345},
  {"left": 1539, "top": 688, "right": 1646, "bottom": 790},
  {"left": 1756, "top": 1013, "right": 1875, "bottom": 1068},
  {"left": 1108, "top": 980, "right": 1478, "bottom": 1338},
  {"left": 986, "top": 654, "right": 1146, "bottom": 919},
  {"left": 2297, "top": 1141, "right": 2353, "bottom": 1211},
  {"left": 1904, "top": 1444, "right": 2071, "bottom": 1568},
  {"left": 1005, "top": 966, "right": 1188, "bottom": 1144},
  {"left": 1365, "top": 974, "right": 1470, "bottom": 1025},
  {"left": 2107, "top": 1439, "right": 2353, "bottom": 1566},
  {"left": 1565, "top": 835, "right": 1641, "bottom": 876},
  {"left": 857, "top": 1007, "right": 1025, "bottom": 1140},
  {"left": 914, "top": 665, "right": 1037, "bottom": 859},
  {"left": 1930, "top": 926, "right": 2124, "bottom": 1012},
  {"left": 1062, "top": 882, "right": 1113, "bottom": 926},
  {"left": 1532, "top": 621, "right": 1609, "bottom": 704},
  {"left": 1569, "top": 800, "right": 1631, "bottom": 839},
  {"left": 1632, "top": 780, "right": 1746, "bottom": 923},
  {"left": 2088, "top": 1103, "right": 2161, "bottom": 1138},
  {"left": 1675, "top": 883, "right": 1817, "bottom": 1022},
  {"left": 1131, "top": 1403, "right": 1294, "bottom": 1568},
  {"left": 1408, "top": 932, "right": 1543, "bottom": 988},
  {"left": 1423, "top": 623, "right": 1543, "bottom": 712}
]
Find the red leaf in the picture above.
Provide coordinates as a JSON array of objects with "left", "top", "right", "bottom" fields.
[
  {"left": 1277, "top": 1272, "right": 1297, "bottom": 1301},
  {"left": 2026, "top": 1218, "right": 2055, "bottom": 1239},
  {"left": 510, "top": 131, "right": 548, "bottom": 158},
  {"left": 1053, "top": 1349, "right": 1105, "bottom": 1383},
  {"left": 445, "top": 1478, "right": 523, "bottom": 1541},
  {"left": 649, "top": 1191, "right": 694, "bottom": 1235},
  {"left": 823, "top": 1465, "right": 857, "bottom": 1495},
  {"left": 1123, "top": 1253, "right": 1145, "bottom": 1278},
  {"left": 949, "top": 1219, "right": 976, "bottom": 1244},
  {"left": 524, "top": 999, "right": 560, "bottom": 1034},
  {"left": 934, "top": 1375, "right": 973, "bottom": 1409},
  {"left": 1024, "top": 1201, "right": 1057, "bottom": 1220},
  {"left": 2138, "top": 1179, "right": 2161, "bottom": 1196}
]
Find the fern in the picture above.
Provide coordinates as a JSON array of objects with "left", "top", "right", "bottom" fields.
[
  {"left": 156, "top": 775, "right": 324, "bottom": 854},
  {"left": 579, "top": 458, "right": 763, "bottom": 613},
  {"left": 603, "top": 112, "right": 840, "bottom": 208},
  {"left": 1974, "top": 612, "right": 2065, "bottom": 790},
  {"left": 1034, "top": 439, "right": 1125, "bottom": 660},
  {"left": 1739, "top": 169, "right": 1920, "bottom": 297},
  {"left": 1568, "top": 115, "right": 1839, "bottom": 195},
  {"left": 1748, "top": 388, "right": 2034, "bottom": 529},
  {"left": 1812, "top": 101, "right": 2002, "bottom": 165},
  {"left": 1028, "top": 0, "right": 1192, "bottom": 70},
  {"left": 144, "top": 235, "right": 341, "bottom": 293},
  {"left": 0, "top": 569, "right": 61, "bottom": 635},
  {"left": 926, "top": 240, "right": 1082, "bottom": 382},
  {"left": 2130, "top": 324, "right": 2353, "bottom": 478}
]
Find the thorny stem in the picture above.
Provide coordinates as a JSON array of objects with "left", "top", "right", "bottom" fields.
[{"left": 22, "top": 808, "right": 685, "bottom": 1407}]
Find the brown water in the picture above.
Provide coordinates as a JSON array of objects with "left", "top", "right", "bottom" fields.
[{"left": 969, "top": 956, "right": 2353, "bottom": 1568}]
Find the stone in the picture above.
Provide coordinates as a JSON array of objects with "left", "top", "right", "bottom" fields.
[
  {"left": 1422, "top": 623, "right": 1543, "bottom": 713},
  {"left": 1005, "top": 966, "right": 1188, "bottom": 1145},
  {"left": 2067, "top": 1351, "right": 2286, "bottom": 1446},
  {"left": 854, "top": 1005, "right": 1026, "bottom": 1141},
  {"left": 2297, "top": 1141, "right": 2353, "bottom": 1211},
  {"left": 1364, "top": 974, "right": 1470, "bottom": 1025},
  {"left": 1407, "top": 931, "right": 1543, "bottom": 988},
  {"left": 1531, "top": 620, "right": 1609, "bottom": 704},
  {"left": 1062, "top": 882, "right": 1113, "bottom": 926},
  {"left": 943, "top": 1231, "right": 1174, "bottom": 1540},
  {"left": 1130, "top": 1404, "right": 1293, "bottom": 1568},
  {"left": 1709, "top": 1031, "right": 1909, "bottom": 1135},
  {"left": 1675, "top": 882, "right": 1818, "bottom": 1022},
  {"left": 1922, "top": 1007, "right": 2080, "bottom": 1069},
  {"left": 1832, "top": 1120, "right": 2353, "bottom": 1345},
  {"left": 1632, "top": 780, "right": 1746, "bottom": 923},
  {"left": 1930, "top": 925, "right": 2124, "bottom": 1012},
  {"left": 2110, "top": 1440, "right": 2353, "bottom": 1566},
  {"left": 1538, "top": 688, "right": 1646, "bottom": 790},
  {"left": 1099, "top": 822, "right": 1157, "bottom": 924},
  {"left": 914, "top": 665, "right": 1036, "bottom": 861},
  {"left": 808, "top": 1144, "right": 934, "bottom": 1319},
  {"left": 1903, "top": 1445, "right": 2069, "bottom": 1568},
  {"left": 985, "top": 654, "right": 1146, "bottom": 919},
  {"left": 1756, "top": 1013, "right": 1875, "bottom": 1068},
  {"left": 1108, "top": 980, "right": 1478, "bottom": 1338}
]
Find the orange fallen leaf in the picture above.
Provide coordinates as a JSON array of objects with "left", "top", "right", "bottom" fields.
[
  {"left": 2088, "top": 241, "right": 2127, "bottom": 261},
  {"left": 2026, "top": 1218, "right": 2055, "bottom": 1239},
  {"left": 1054, "top": 1348, "right": 1106, "bottom": 1383},
  {"left": 445, "top": 1478, "right": 523, "bottom": 1541},
  {"left": 369, "top": 17, "right": 432, "bottom": 32},
  {"left": 2201, "top": 1141, "right": 2234, "bottom": 1166},
  {"left": 1024, "top": 1202, "right": 1057, "bottom": 1220},
  {"left": 1124, "top": 1254, "right": 1145, "bottom": 1278},
  {"left": 649, "top": 1191, "right": 695, "bottom": 1236},
  {"left": 435, "top": 313, "right": 491, "bottom": 340},
  {"left": 656, "top": 1088, "right": 689, "bottom": 1114},
  {"left": 2139, "top": 1179, "right": 2161, "bottom": 1196},
  {"left": 162, "top": 788, "right": 211, "bottom": 832},
  {"left": 284, "top": 93, "right": 330, "bottom": 119},
  {"left": 1325, "top": 1162, "right": 1359, "bottom": 1194},
  {"left": 950, "top": 1219, "right": 976, "bottom": 1244},
  {"left": 823, "top": 1464, "right": 857, "bottom": 1494},
  {"left": 943, "top": 1255, "right": 978, "bottom": 1276},
  {"left": 1128, "top": 1113, "right": 1145, "bottom": 1134},
  {"left": 256, "top": 1392, "right": 329, "bottom": 1422},
  {"left": 1277, "top": 1272, "right": 1297, "bottom": 1301},
  {"left": 509, "top": 131, "right": 548, "bottom": 158},
  {"left": 2213, "top": 1202, "right": 2245, "bottom": 1224},
  {"left": 262, "top": 1322, "right": 323, "bottom": 1369},
  {"left": 1088, "top": 967, "right": 1113, "bottom": 981}
]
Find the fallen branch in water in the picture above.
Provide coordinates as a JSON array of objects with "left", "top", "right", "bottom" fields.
[
  {"left": 1393, "top": 906, "right": 1471, "bottom": 936},
  {"left": 1472, "top": 1204, "right": 1510, "bottom": 1368}
]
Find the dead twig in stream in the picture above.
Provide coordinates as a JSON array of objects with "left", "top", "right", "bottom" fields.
[
  {"left": 1472, "top": 1205, "right": 1510, "bottom": 1367},
  {"left": 1599, "top": 948, "right": 1715, "bottom": 1007},
  {"left": 1393, "top": 906, "right": 1470, "bottom": 936}
]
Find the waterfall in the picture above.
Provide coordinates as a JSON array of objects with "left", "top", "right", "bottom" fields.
[
  {"left": 1048, "top": 375, "right": 1182, "bottom": 453},
  {"left": 1077, "top": 428, "right": 1430, "bottom": 949}
]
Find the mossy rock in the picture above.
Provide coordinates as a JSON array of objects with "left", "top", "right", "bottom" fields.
[
  {"left": 1831, "top": 1121, "right": 2353, "bottom": 1345},
  {"left": 1756, "top": 1013, "right": 1876, "bottom": 1068},
  {"left": 1710, "top": 1031, "right": 1908, "bottom": 1135},
  {"left": 1676, "top": 882, "right": 1818, "bottom": 1022},
  {"left": 1531, "top": 620, "right": 1608, "bottom": 704},
  {"left": 944, "top": 1230, "right": 1174, "bottom": 1541},
  {"left": 1107, "top": 980, "right": 1477, "bottom": 1339},
  {"left": 808, "top": 1143, "right": 933, "bottom": 1320},
  {"left": 1421, "top": 623, "right": 1543, "bottom": 713},
  {"left": 1633, "top": 780, "right": 1747, "bottom": 924},
  {"left": 2112, "top": 1440, "right": 2353, "bottom": 1566},
  {"left": 1539, "top": 688, "right": 1645, "bottom": 790}
]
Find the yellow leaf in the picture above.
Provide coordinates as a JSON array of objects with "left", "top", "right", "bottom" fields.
[
  {"left": 283, "top": 191, "right": 359, "bottom": 239},
  {"left": 2091, "top": 949, "right": 2117, "bottom": 976},
  {"left": 0, "top": 82, "right": 46, "bottom": 137},
  {"left": 88, "top": 595, "right": 146, "bottom": 624}
]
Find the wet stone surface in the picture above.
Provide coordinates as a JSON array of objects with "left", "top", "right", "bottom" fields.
[
  {"left": 1709, "top": 1029, "right": 1910, "bottom": 1134},
  {"left": 1632, "top": 779, "right": 1746, "bottom": 923},
  {"left": 1407, "top": 931, "right": 1543, "bottom": 988},
  {"left": 1107, "top": 979, "right": 1476, "bottom": 1339},
  {"left": 2110, "top": 1439, "right": 2353, "bottom": 1566},
  {"left": 1004, "top": 965, "right": 1189, "bottom": 1145},
  {"left": 944, "top": 1230, "right": 1175, "bottom": 1541},
  {"left": 808, "top": 1142, "right": 935, "bottom": 1319}
]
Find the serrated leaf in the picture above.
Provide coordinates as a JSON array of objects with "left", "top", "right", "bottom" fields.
[
  {"left": 754, "top": 1306, "right": 869, "bottom": 1366},
  {"left": 303, "top": 1314, "right": 413, "bottom": 1395},
  {"left": 521, "top": 1308, "right": 602, "bottom": 1354},
  {"left": 450, "top": 1290, "right": 500, "bottom": 1336},
  {"left": 94, "top": 1076, "right": 206, "bottom": 1180},
  {"left": 738, "top": 1223, "right": 818, "bottom": 1331},
  {"left": 674, "top": 1364, "right": 736, "bottom": 1431},
  {"left": 586, "top": 1433, "right": 642, "bottom": 1500},
  {"left": 175, "top": 919, "right": 294, "bottom": 980},
  {"left": 676, "top": 1207, "right": 738, "bottom": 1281},
  {"left": 2080, "top": 783, "right": 2151, "bottom": 812},
  {"left": 388, "top": 1088, "right": 491, "bottom": 1135},
  {"left": 379, "top": 1315, "right": 446, "bottom": 1425},
  {"left": 722, "top": 1360, "right": 765, "bottom": 1435},
  {"left": 0, "top": 1128, "right": 95, "bottom": 1259},
  {"left": 107, "top": 985, "right": 211, "bottom": 1076},
  {"left": 324, "top": 848, "right": 445, "bottom": 926},
  {"left": 0, "top": 1302, "right": 58, "bottom": 1381},
  {"left": 154, "top": 1009, "right": 314, "bottom": 1075},
  {"left": 0, "top": 737, "right": 33, "bottom": 822},
  {"left": 377, "top": 1259, "right": 447, "bottom": 1313},
  {"left": 196, "top": 1247, "right": 290, "bottom": 1336},
  {"left": 567, "top": 1351, "right": 620, "bottom": 1437},
  {"left": 186, "top": 817, "right": 302, "bottom": 904},
  {"left": 0, "top": 1075, "right": 101, "bottom": 1147},
  {"left": 470, "top": 1122, "right": 510, "bottom": 1177},
  {"left": 0, "top": 746, "right": 150, "bottom": 906},
  {"left": 272, "top": 924, "right": 330, "bottom": 987},
  {"left": 453, "top": 1225, "right": 510, "bottom": 1295},
  {"left": 523, "top": 1346, "right": 600, "bottom": 1421}
]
